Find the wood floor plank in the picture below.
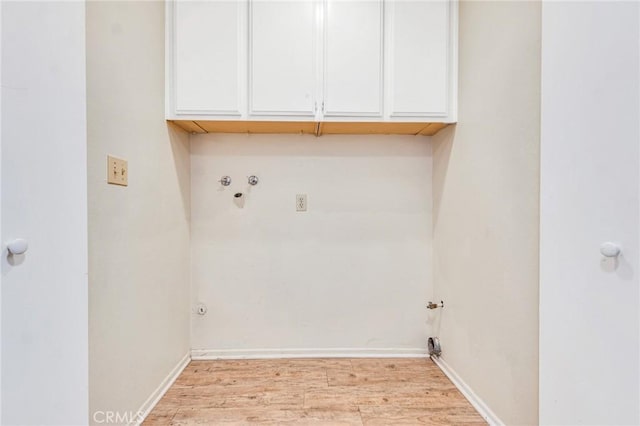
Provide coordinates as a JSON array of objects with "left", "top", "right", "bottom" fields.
[
  {"left": 359, "top": 405, "right": 486, "bottom": 425},
  {"left": 143, "top": 358, "right": 486, "bottom": 425},
  {"left": 327, "top": 373, "right": 448, "bottom": 387},
  {"left": 171, "top": 407, "right": 363, "bottom": 425},
  {"left": 327, "top": 360, "right": 447, "bottom": 387},
  {"left": 304, "top": 387, "right": 471, "bottom": 409}
]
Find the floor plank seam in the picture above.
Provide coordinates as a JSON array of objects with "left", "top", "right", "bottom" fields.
[
  {"left": 170, "top": 408, "right": 180, "bottom": 425},
  {"left": 357, "top": 405, "right": 365, "bottom": 425}
]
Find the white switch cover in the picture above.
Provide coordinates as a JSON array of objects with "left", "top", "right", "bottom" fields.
[{"left": 296, "top": 194, "right": 307, "bottom": 212}]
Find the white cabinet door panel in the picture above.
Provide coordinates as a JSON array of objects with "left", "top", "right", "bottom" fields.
[
  {"left": 250, "top": 0, "right": 317, "bottom": 116},
  {"left": 388, "top": 0, "right": 448, "bottom": 117},
  {"left": 324, "top": 0, "right": 383, "bottom": 117},
  {"left": 169, "top": 0, "right": 456, "bottom": 123},
  {"left": 174, "top": 1, "right": 242, "bottom": 114}
]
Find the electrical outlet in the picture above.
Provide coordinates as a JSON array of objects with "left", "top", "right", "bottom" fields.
[
  {"left": 107, "top": 155, "right": 128, "bottom": 186},
  {"left": 296, "top": 194, "right": 307, "bottom": 212}
]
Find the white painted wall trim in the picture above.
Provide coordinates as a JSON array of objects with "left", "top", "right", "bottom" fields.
[
  {"left": 192, "top": 348, "right": 428, "bottom": 360},
  {"left": 431, "top": 356, "right": 505, "bottom": 426},
  {"left": 132, "top": 352, "right": 191, "bottom": 426}
]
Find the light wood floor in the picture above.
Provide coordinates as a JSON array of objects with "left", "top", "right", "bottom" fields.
[{"left": 144, "top": 358, "right": 486, "bottom": 425}]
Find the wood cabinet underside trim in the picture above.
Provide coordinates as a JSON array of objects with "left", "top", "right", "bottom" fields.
[{"left": 169, "top": 120, "right": 449, "bottom": 136}]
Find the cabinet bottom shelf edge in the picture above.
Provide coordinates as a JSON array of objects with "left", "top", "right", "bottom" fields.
[{"left": 168, "top": 119, "right": 452, "bottom": 136}]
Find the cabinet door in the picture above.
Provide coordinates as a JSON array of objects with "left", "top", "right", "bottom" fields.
[
  {"left": 324, "top": 0, "right": 383, "bottom": 117},
  {"left": 387, "top": 1, "right": 449, "bottom": 117},
  {"left": 173, "top": 0, "right": 243, "bottom": 115},
  {"left": 250, "top": 0, "right": 317, "bottom": 117}
]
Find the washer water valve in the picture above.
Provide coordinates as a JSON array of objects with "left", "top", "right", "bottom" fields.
[{"left": 427, "top": 300, "right": 444, "bottom": 310}]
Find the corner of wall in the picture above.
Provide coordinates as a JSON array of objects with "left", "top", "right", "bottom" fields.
[
  {"left": 87, "top": 2, "right": 191, "bottom": 423},
  {"left": 431, "top": 1, "right": 540, "bottom": 424}
]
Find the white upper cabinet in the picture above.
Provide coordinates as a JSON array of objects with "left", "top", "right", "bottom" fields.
[
  {"left": 323, "top": 0, "right": 383, "bottom": 117},
  {"left": 172, "top": 0, "right": 245, "bottom": 115},
  {"left": 167, "top": 0, "right": 457, "bottom": 124},
  {"left": 386, "top": 0, "right": 450, "bottom": 117},
  {"left": 249, "top": 0, "right": 318, "bottom": 117}
]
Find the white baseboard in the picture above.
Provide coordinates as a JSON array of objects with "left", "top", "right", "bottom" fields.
[
  {"left": 431, "top": 355, "right": 504, "bottom": 426},
  {"left": 133, "top": 352, "right": 191, "bottom": 426},
  {"left": 191, "top": 347, "right": 428, "bottom": 360}
]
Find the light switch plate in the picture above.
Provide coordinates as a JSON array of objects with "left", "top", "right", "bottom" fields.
[{"left": 107, "top": 155, "right": 128, "bottom": 186}]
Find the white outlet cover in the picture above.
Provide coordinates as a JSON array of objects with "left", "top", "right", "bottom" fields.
[{"left": 296, "top": 194, "right": 307, "bottom": 212}]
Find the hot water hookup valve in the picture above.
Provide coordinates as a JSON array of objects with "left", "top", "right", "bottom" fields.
[{"left": 426, "top": 300, "right": 444, "bottom": 310}]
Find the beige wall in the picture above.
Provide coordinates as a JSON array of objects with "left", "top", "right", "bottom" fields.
[
  {"left": 432, "top": 1, "right": 540, "bottom": 424},
  {"left": 190, "top": 134, "right": 433, "bottom": 357},
  {"left": 87, "top": 1, "right": 191, "bottom": 421}
]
